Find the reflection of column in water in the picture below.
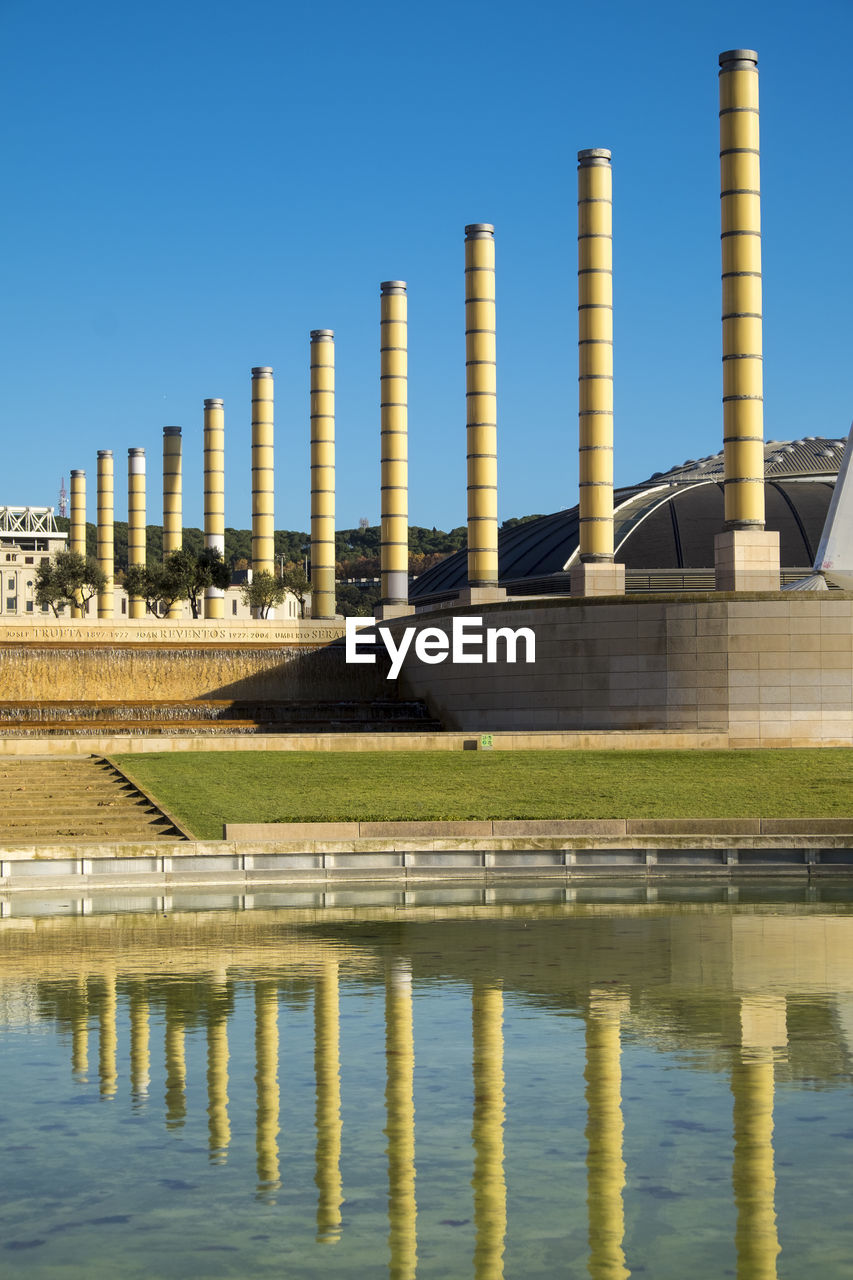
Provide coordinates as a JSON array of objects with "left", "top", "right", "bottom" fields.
[
  {"left": 315, "top": 958, "right": 343, "bottom": 1242},
  {"left": 255, "top": 982, "right": 280, "bottom": 1192},
  {"left": 129, "top": 984, "right": 150, "bottom": 1103},
  {"left": 98, "top": 971, "right": 118, "bottom": 1099},
  {"left": 207, "top": 980, "right": 230, "bottom": 1164},
  {"left": 732, "top": 996, "right": 785, "bottom": 1280},
  {"left": 165, "top": 1005, "right": 187, "bottom": 1129},
  {"left": 585, "top": 993, "right": 629, "bottom": 1280},
  {"left": 385, "top": 960, "right": 417, "bottom": 1279},
  {"left": 471, "top": 985, "right": 506, "bottom": 1280},
  {"left": 71, "top": 976, "right": 89, "bottom": 1080}
]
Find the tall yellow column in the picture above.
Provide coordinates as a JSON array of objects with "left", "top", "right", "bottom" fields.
[
  {"left": 377, "top": 283, "right": 413, "bottom": 620},
  {"left": 207, "top": 996, "right": 231, "bottom": 1165},
  {"left": 204, "top": 398, "right": 226, "bottom": 620},
  {"left": 96, "top": 450, "right": 114, "bottom": 619},
  {"left": 714, "top": 49, "right": 780, "bottom": 590},
  {"left": 385, "top": 960, "right": 417, "bottom": 1279},
  {"left": 162, "top": 427, "right": 182, "bottom": 619},
  {"left": 314, "top": 957, "right": 343, "bottom": 1242},
  {"left": 69, "top": 469, "right": 86, "bottom": 617},
  {"left": 129, "top": 984, "right": 150, "bottom": 1104},
  {"left": 471, "top": 985, "right": 506, "bottom": 1280},
  {"left": 462, "top": 225, "right": 505, "bottom": 605},
  {"left": 310, "top": 331, "right": 336, "bottom": 619},
  {"left": 255, "top": 982, "right": 280, "bottom": 1193},
  {"left": 251, "top": 367, "right": 275, "bottom": 616},
  {"left": 571, "top": 150, "right": 625, "bottom": 598},
  {"left": 98, "top": 970, "right": 118, "bottom": 1099},
  {"left": 585, "top": 994, "right": 630, "bottom": 1280},
  {"left": 127, "top": 447, "right": 146, "bottom": 619},
  {"left": 165, "top": 1006, "right": 187, "bottom": 1129}
]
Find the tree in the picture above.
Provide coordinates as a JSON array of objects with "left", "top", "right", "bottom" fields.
[
  {"left": 279, "top": 563, "right": 310, "bottom": 618},
  {"left": 35, "top": 550, "right": 106, "bottom": 617},
  {"left": 123, "top": 561, "right": 188, "bottom": 617},
  {"left": 162, "top": 547, "right": 231, "bottom": 618},
  {"left": 240, "top": 570, "right": 286, "bottom": 618}
]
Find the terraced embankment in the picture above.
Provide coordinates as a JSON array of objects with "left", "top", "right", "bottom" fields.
[{"left": 0, "top": 756, "right": 189, "bottom": 842}]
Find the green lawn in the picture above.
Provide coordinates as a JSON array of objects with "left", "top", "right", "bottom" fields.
[{"left": 112, "top": 748, "right": 853, "bottom": 840}]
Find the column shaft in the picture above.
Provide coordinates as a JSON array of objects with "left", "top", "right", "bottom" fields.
[
  {"left": 585, "top": 1003, "right": 629, "bottom": 1280},
  {"left": 204, "top": 398, "right": 226, "bottom": 619},
  {"left": 380, "top": 283, "right": 410, "bottom": 610},
  {"left": 385, "top": 961, "right": 417, "bottom": 1279},
  {"left": 472, "top": 985, "right": 506, "bottom": 1279},
  {"left": 315, "top": 957, "right": 343, "bottom": 1241},
  {"left": 127, "top": 448, "right": 146, "bottom": 619},
  {"left": 96, "top": 451, "right": 114, "bottom": 619},
  {"left": 310, "top": 331, "right": 336, "bottom": 619},
  {"left": 251, "top": 367, "right": 275, "bottom": 584},
  {"left": 465, "top": 225, "right": 499, "bottom": 588},
  {"left": 255, "top": 982, "right": 280, "bottom": 1192},
  {"left": 69, "top": 470, "right": 86, "bottom": 618},
  {"left": 162, "top": 426, "right": 182, "bottom": 619}
]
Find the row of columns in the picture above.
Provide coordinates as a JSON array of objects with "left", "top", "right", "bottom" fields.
[
  {"left": 61, "top": 969, "right": 783, "bottom": 1277},
  {"left": 66, "top": 48, "right": 780, "bottom": 618}
]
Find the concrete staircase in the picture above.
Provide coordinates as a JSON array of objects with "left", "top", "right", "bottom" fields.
[{"left": 0, "top": 756, "right": 187, "bottom": 842}]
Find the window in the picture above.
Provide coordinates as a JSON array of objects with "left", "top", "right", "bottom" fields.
[
  {"left": 8, "top": 576, "right": 15, "bottom": 590},
  {"left": 6, "top": 599, "right": 16, "bottom": 612},
  {"left": 26, "top": 601, "right": 33, "bottom": 612},
  {"left": 232, "top": 599, "right": 237, "bottom": 615},
  {"left": 121, "top": 598, "right": 127, "bottom": 615},
  {"left": 25, "top": 556, "right": 33, "bottom": 564}
]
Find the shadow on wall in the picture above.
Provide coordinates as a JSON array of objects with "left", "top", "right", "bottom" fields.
[{"left": 0, "top": 642, "right": 394, "bottom": 704}]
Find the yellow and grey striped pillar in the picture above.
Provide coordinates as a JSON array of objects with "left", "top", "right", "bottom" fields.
[
  {"left": 315, "top": 957, "right": 343, "bottom": 1242},
  {"left": 714, "top": 49, "right": 780, "bottom": 590},
  {"left": 251, "top": 368, "right": 275, "bottom": 615},
  {"left": 127, "top": 447, "right": 146, "bottom": 619},
  {"left": 385, "top": 960, "right": 417, "bottom": 1278},
  {"left": 129, "top": 984, "right": 150, "bottom": 1104},
  {"left": 96, "top": 450, "right": 114, "bottom": 619},
  {"left": 471, "top": 984, "right": 506, "bottom": 1280},
  {"left": 255, "top": 982, "right": 280, "bottom": 1193},
  {"left": 462, "top": 225, "right": 505, "bottom": 604},
  {"left": 310, "top": 331, "right": 336, "bottom": 619},
  {"left": 571, "top": 150, "right": 625, "bottom": 597},
  {"left": 98, "top": 970, "right": 118, "bottom": 1100},
  {"left": 585, "top": 994, "right": 629, "bottom": 1280},
  {"left": 71, "top": 975, "right": 89, "bottom": 1080},
  {"left": 377, "top": 283, "right": 413, "bottom": 619},
  {"left": 207, "top": 970, "right": 231, "bottom": 1165},
  {"left": 162, "top": 427, "right": 182, "bottom": 618},
  {"left": 732, "top": 1051, "right": 781, "bottom": 1278},
  {"left": 165, "top": 1006, "right": 187, "bottom": 1130},
  {"left": 69, "top": 470, "right": 86, "bottom": 617},
  {"left": 204, "top": 398, "right": 226, "bottom": 619}
]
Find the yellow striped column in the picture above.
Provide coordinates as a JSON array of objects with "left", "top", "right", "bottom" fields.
[
  {"left": 377, "top": 283, "right": 413, "bottom": 619},
  {"left": 585, "top": 994, "right": 629, "bottom": 1280},
  {"left": 255, "top": 982, "right": 280, "bottom": 1193},
  {"left": 385, "top": 960, "right": 417, "bottom": 1279},
  {"left": 127, "top": 447, "right": 146, "bottom": 619},
  {"left": 471, "top": 985, "right": 506, "bottom": 1280},
  {"left": 96, "top": 450, "right": 114, "bottom": 619},
  {"left": 129, "top": 984, "right": 150, "bottom": 1105},
  {"left": 462, "top": 225, "right": 505, "bottom": 605},
  {"left": 571, "top": 150, "right": 625, "bottom": 598},
  {"left": 203, "top": 398, "right": 226, "bottom": 619},
  {"left": 310, "top": 331, "right": 336, "bottom": 619},
  {"left": 732, "top": 1052, "right": 780, "bottom": 1278},
  {"left": 207, "top": 972, "right": 231, "bottom": 1164},
  {"left": 98, "top": 971, "right": 118, "bottom": 1099},
  {"left": 72, "top": 975, "right": 89, "bottom": 1080},
  {"left": 251, "top": 367, "right": 275, "bottom": 614},
  {"left": 714, "top": 49, "right": 780, "bottom": 590},
  {"left": 69, "top": 469, "right": 85, "bottom": 617},
  {"left": 315, "top": 957, "right": 343, "bottom": 1242},
  {"left": 165, "top": 1006, "right": 187, "bottom": 1129},
  {"left": 162, "top": 427, "right": 182, "bottom": 618}
]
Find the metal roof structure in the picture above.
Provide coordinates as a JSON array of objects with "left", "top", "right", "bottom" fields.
[{"left": 410, "top": 438, "right": 846, "bottom": 600}]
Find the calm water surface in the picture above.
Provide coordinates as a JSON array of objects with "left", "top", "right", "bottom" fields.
[{"left": 2, "top": 884, "right": 853, "bottom": 1278}]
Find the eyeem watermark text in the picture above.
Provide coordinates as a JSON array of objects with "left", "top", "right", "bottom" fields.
[{"left": 346, "top": 616, "right": 536, "bottom": 679}]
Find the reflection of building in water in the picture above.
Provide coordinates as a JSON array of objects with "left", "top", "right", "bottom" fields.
[
  {"left": 472, "top": 985, "right": 506, "bottom": 1279},
  {"left": 314, "top": 957, "right": 343, "bottom": 1241},
  {"left": 385, "top": 960, "right": 417, "bottom": 1280},
  {"left": 585, "top": 992, "right": 629, "bottom": 1280},
  {"left": 8, "top": 903, "right": 853, "bottom": 1275}
]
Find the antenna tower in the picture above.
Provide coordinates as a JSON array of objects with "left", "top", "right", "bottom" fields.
[{"left": 58, "top": 476, "right": 68, "bottom": 518}]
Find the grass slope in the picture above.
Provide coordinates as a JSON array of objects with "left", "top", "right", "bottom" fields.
[{"left": 112, "top": 749, "right": 853, "bottom": 841}]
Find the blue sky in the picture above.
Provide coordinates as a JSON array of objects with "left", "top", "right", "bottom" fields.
[{"left": 1, "top": 0, "right": 851, "bottom": 534}]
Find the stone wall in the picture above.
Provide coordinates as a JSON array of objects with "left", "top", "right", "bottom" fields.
[{"left": 389, "top": 595, "right": 853, "bottom": 747}]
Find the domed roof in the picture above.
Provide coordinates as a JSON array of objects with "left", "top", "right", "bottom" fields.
[{"left": 410, "top": 438, "right": 846, "bottom": 600}]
